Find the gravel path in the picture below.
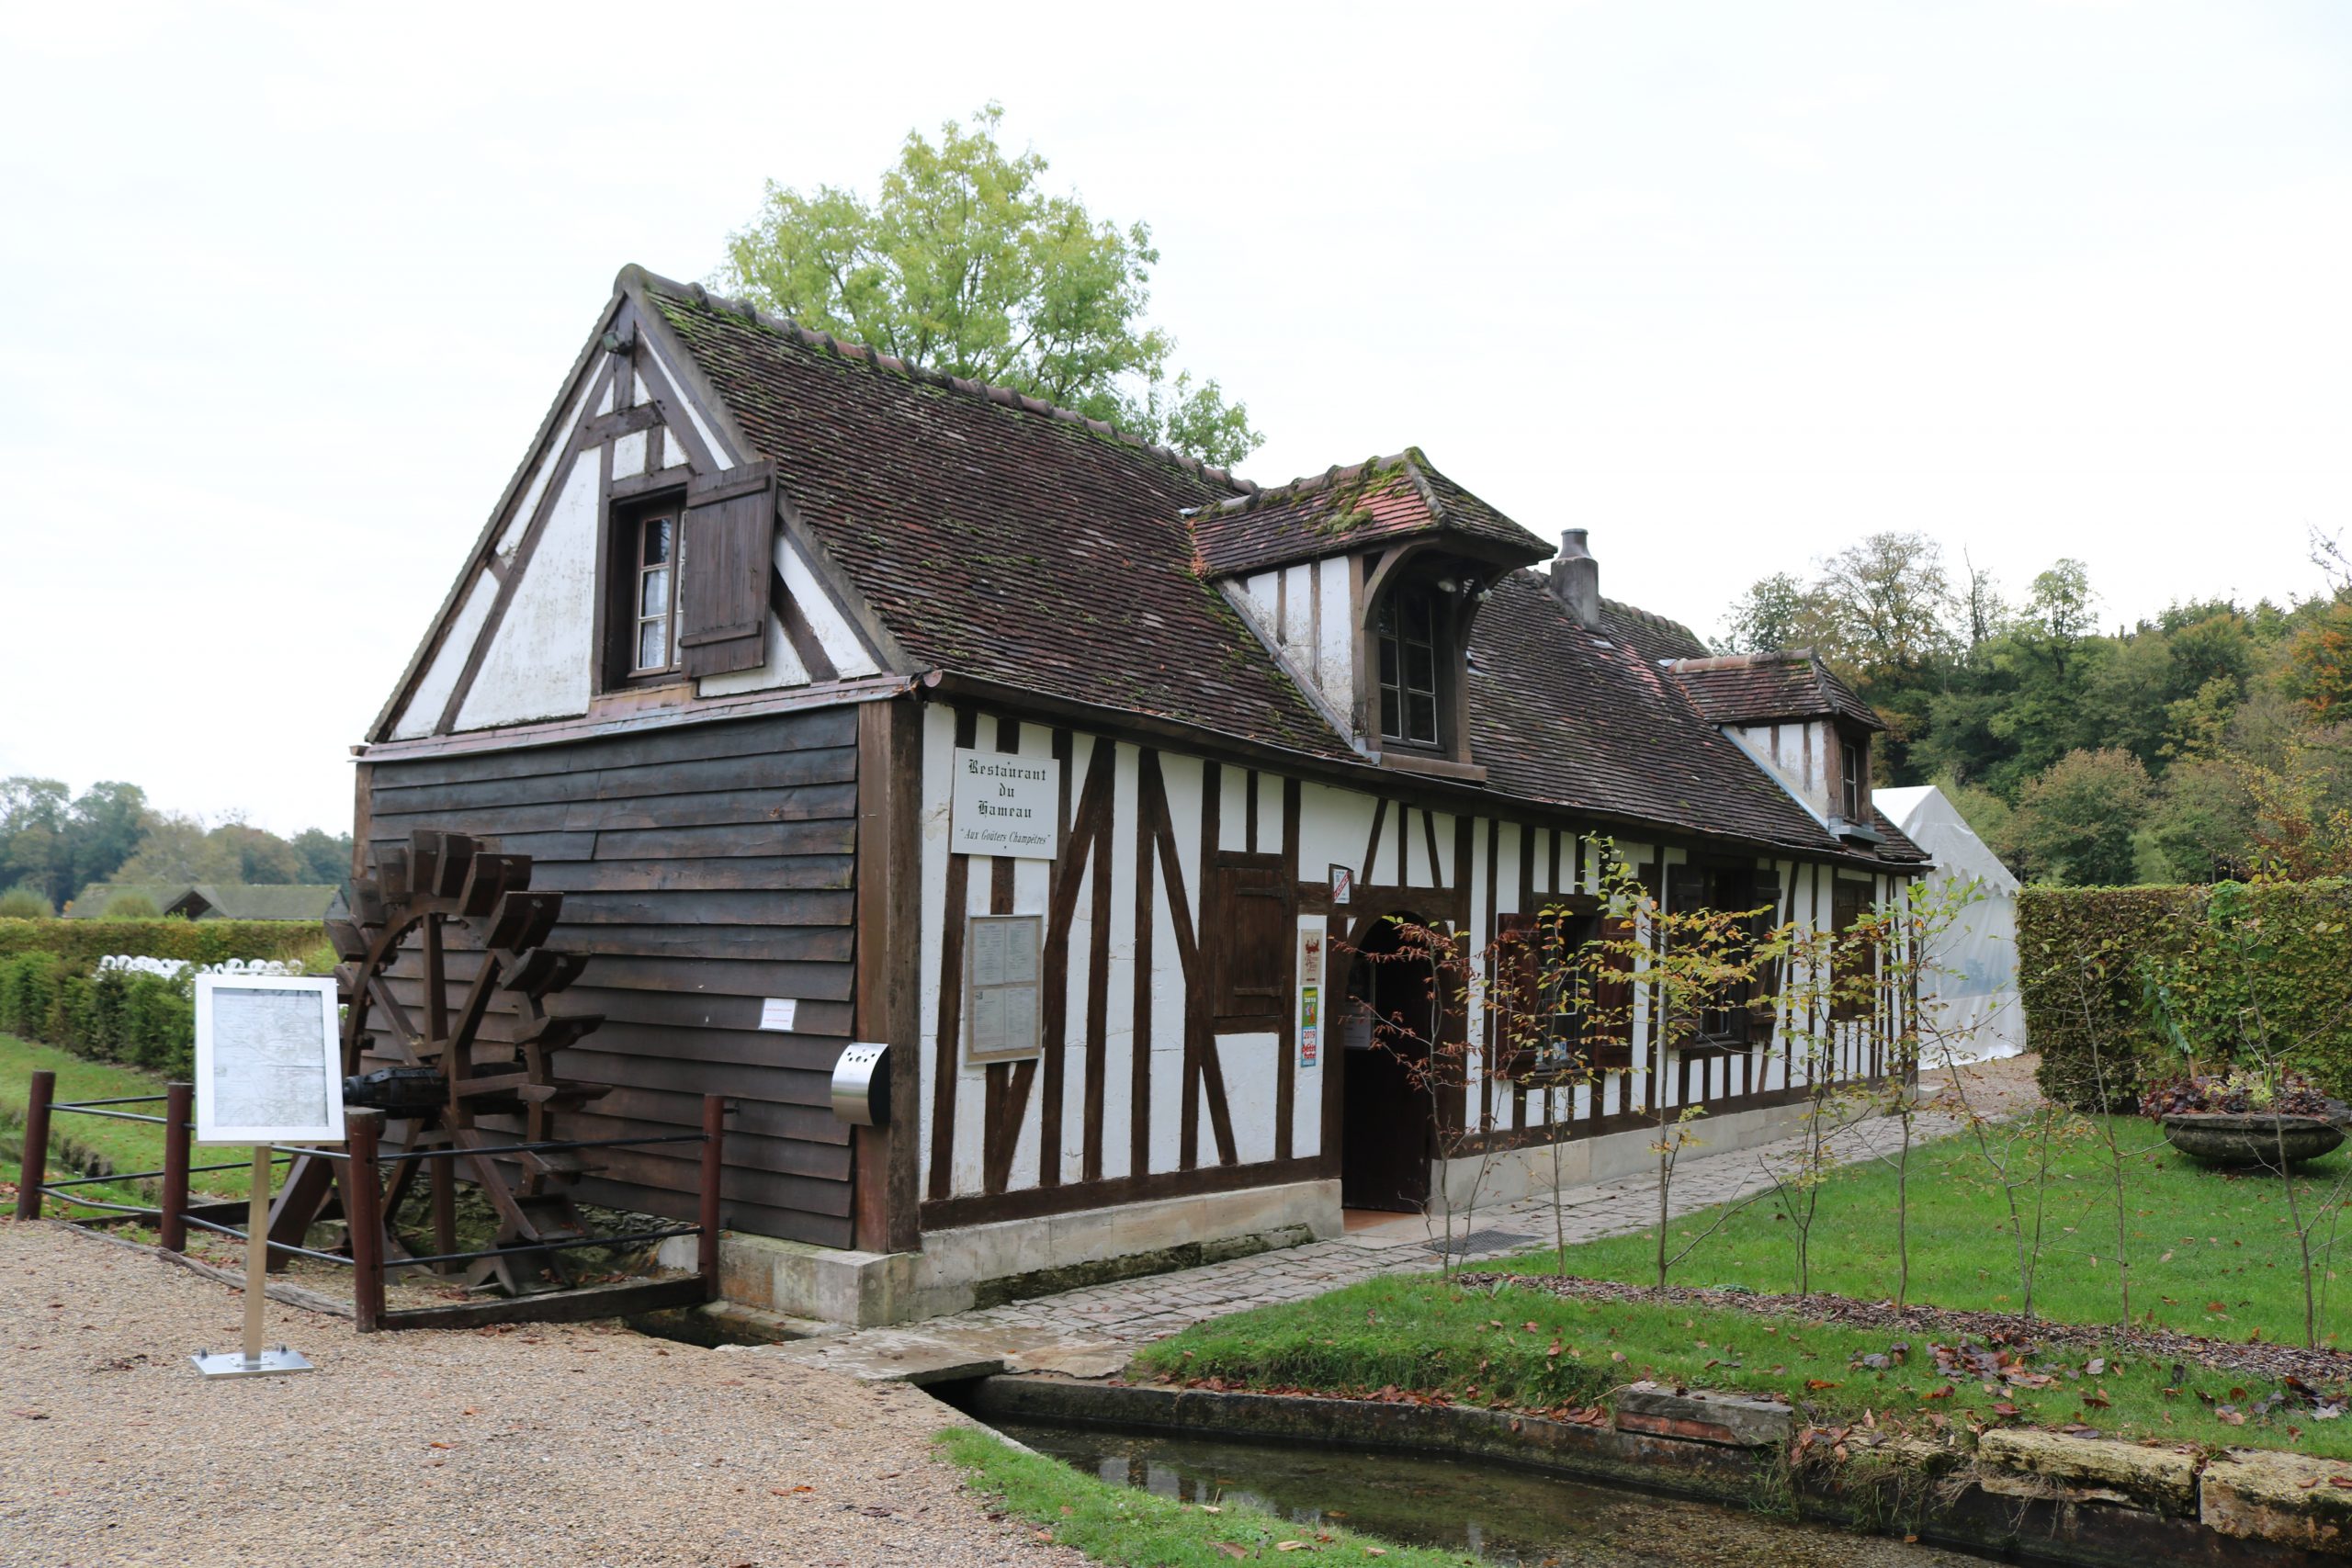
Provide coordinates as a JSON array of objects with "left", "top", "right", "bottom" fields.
[{"left": 0, "top": 1220, "right": 1079, "bottom": 1568}]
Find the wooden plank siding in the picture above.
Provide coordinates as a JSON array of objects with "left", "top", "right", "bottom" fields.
[{"left": 359, "top": 706, "right": 861, "bottom": 1246}]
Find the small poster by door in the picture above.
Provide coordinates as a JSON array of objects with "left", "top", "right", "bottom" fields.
[{"left": 1296, "top": 920, "right": 1324, "bottom": 1070}]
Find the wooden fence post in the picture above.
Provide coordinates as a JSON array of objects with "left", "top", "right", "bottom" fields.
[
  {"left": 345, "top": 1111, "right": 385, "bottom": 1333},
  {"left": 699, "top": 1094, "right": 725, "bottom": 1301},
  {"left": 14, "top": 1069, "right": 54, "bottom": 1221},
  {"left": 159, "top": 1082, "right": 192, "bottom": 1252}
]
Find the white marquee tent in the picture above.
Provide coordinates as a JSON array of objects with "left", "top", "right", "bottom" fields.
[{"left": 1877, "top": 785, "right": 2024, "bottom": 1061}]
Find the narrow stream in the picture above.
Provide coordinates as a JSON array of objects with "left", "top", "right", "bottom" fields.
[{"left": 993, "top": 1418, "right": 1980, "bottom": 1567}]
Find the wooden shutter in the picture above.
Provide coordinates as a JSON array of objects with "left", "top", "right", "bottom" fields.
[
  {"left": 1830, "top": 877, "right": 1871, "bottom": 1022},
  {"left": 1590, "top": 914, "right": 1636, "bottom": 1071},
  {"left": 677, "top": 462, "right": 776, "bottom": 677},
  {"left": 1209, "top": 852, "right": 1291, "bottom": 1030},
  {"left": 1491, "top": 912, "right": 1541, "bottom": 1080},
  {"left": 1663, "top": 866, "right": 1706, "bottom": 1048},
  {"left": 1747, "top": 870, "right": 1784, "bottom": 1040}
]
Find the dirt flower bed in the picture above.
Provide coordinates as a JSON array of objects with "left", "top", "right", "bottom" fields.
[{"left": 1483, "top": 1270, "right": 2352, "bottom": 1393}]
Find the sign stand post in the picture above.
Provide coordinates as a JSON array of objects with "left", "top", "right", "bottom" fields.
[
  {"left": 191, "top": 1146, "right": 313, "bottom": 1378},
  {"left": 188, "top": 973, "right": 341, "bottom": 1380}
]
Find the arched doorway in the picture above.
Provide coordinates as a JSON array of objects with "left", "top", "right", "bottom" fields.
[{"left": 1340, "top": 909, "right": 1438, "bottom": 1212}]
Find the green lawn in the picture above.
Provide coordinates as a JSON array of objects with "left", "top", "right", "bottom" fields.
[
  {"left": 0, "top": 1031, "right": 254, "bottom": 1212},
  {"left": 1135, "top": 1111, "right": 2352, "bottom": 1461},
  {"left": 935, "top": 1427, "right": 1475, "bottom": 1566},
  {"left": 1136, "top": 1271, "right": 2352, "bottom": 1460},
  {"left": 1473, "top": 1111, "right": 2352, "bottom": 1348}
]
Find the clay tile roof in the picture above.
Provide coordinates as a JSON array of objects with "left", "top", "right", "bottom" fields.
[
  {"left": 641, "top": 276, "right": 1356, "bottom": 762},
  {"left": 1668, "top": 649, "right": 1883, "bottom": 732},
  {"left": 1465, "top": 577, "right": 1896, "bottom": 856},
  {"left": 1190, "top": 449, "right": 1552, "bottom": 578},
  {"left": 637, "top": 271, "right": 1919, "bottom": 866}
]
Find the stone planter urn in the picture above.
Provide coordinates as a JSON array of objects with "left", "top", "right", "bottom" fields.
[{"left": 2158, "top": 1112, "right": 2345, "bottom": 1168}]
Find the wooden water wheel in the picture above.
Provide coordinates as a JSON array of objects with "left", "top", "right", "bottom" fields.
[{"left": 268, "top": 829, "right": 608, "bottom": 1293}]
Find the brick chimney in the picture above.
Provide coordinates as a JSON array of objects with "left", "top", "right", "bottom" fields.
[{"left": 1550, "top": 528, "right": 1600, "bottom": 629}]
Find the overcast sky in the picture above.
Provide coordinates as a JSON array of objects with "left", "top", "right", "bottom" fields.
[{"left": 5, "top": 1, "right": 2347, "bottom": 834}]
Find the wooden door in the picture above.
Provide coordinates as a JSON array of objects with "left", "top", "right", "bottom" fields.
[{"left": 1339, "top": 916, "right": 1436, "bottom": 1212}]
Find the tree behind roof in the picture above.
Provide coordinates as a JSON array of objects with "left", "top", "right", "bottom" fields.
[{"left": 717, "top": 104, "right": 1261, "bottom": 469}]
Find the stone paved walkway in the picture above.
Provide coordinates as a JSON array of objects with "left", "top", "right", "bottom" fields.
[{"left": 757, "top": 1060, "right": 2039, "bottom": 1381}]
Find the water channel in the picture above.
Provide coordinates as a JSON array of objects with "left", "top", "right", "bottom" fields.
[{"left": 993, "top": 1417, "right": 1983, "bottom": 1567}]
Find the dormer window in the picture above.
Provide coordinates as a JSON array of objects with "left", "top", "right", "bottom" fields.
[
  {"left": 1376, "top": 585, "right": 1441, "bottom": 748},
  {"left": 1840, "top": 738, "right": 1865, "bottom": 820}
]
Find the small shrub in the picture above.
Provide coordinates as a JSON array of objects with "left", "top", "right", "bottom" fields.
[
  {"left": 0, "top": 953, "right": 62, "bottom": 1037},
  {"left": 99, "top": 892, "right": 162, "bottom": 919},
  {"left": 0, "top": 885, "right": 53, "bottom": 919}
]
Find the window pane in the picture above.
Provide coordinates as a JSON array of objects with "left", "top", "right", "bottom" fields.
[
  {"left": 1380, "top": 685, "right": 1401, "bottom": 739},
  {"left": 1404, "top": 641, "right": 1435, "bottom": 694},
  {"left": 1400, "top": 590, "right": 1432, "bottom": 639},
  {"left": 1378, "top": 635, "right": 1398, "bottom": 686},
  {"left": 643, "top": 517, "right": 672, "bottom": 566},
  {"left": 640, "top": 566, "right": 669, "bottom": 616},
  {"left": 638, "top": 620, "right": 666, "bottom": 670},
  {"left": 1408, "top": 692, "right": 1438, "bottom": 744}
]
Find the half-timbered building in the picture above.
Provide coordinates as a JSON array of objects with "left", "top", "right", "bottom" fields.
[{"left": 356, "top": 265, "right": 1925, "bottom": 1324}]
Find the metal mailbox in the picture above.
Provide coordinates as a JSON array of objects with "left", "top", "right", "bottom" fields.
[{"left": 830, "top": 1042, "right": 891, "bottom": 1126}]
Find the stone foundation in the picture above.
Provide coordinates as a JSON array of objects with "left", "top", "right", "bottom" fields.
[
  {"left": 1433, "top": 1096, "right": 1831, "bottom": 1210},
  {"left": 663, "top": 1178, "right": 1342, "bottom": 1326}
]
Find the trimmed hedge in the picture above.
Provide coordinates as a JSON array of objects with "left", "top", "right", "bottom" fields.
[
  {"left": 2022, "top": 879, "right": 2352, "bottom": 1109},
  {"left": 0, "top": 953, "right": 198, "bottom": 1077},
  {"left": 0, "top": 918, "right": 319, "bottom": 968}
]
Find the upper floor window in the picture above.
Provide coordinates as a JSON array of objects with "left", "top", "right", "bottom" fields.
[
  {"left": 629, "top": 513, "right": 680, "bottom": 674},
  {"left": 1376, "top": 585, "right": 1441, "bottom": 747},
  {"left": 1840, "top": 738, "right": 1865, "bottom": 820}
]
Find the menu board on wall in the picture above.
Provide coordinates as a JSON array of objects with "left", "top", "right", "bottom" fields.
[{"left": 964, "top": 913, "right": 1044, "bottom": 1064}]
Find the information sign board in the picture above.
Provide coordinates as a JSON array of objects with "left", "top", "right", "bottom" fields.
[{"left": 193, "top": 975, "right": 344, "bottom": 1147}]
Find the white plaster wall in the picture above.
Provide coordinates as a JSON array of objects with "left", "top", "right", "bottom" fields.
[
  {"left": 455, "top": 453, "right": 599, "bottom": 730},
  {"left": 612, "top": 428, "right": 649, "bottom": 479},
  {"left": 643, "top": 338, "right": 733, "bottom": 468},
  {"left": 915, "top": 703, "right": 957, "bottom": 1195},
  {"left": 1281, "top": 563, "right": 1315, "bottom": 657},
  {"left": 1097, "top": 741, "right": 1142, "bottom": 1182},
  {"left": 390, "top": 569, "right": 497, "bottom": 739},
  {"left": 1295, "top": 782, "right": 1377, "bottom": 886},
  {"left": 1314, "top": 558, "right": 1355, "bottom": 725},
  {"left": 1217, "top": 1030, "right": 1280, "bottom": 1165},
  {"left": 1151, "top": 752, "right": 1205, "bottom": 1176},
  {"left": 781, "top": 534, "right": 880, "bottom": 679}
]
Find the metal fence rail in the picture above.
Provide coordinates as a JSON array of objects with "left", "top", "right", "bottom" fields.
[{"left": 11, "top": 1068, "right": 726, "bottom": 1332}]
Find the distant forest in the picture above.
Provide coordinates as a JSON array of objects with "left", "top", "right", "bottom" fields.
[
  {"left": 0, "top": 778, "right": 352, "bottom": 915},
  {"left": 1717, "top": 529, "right": 2352, "bottom": 886}
]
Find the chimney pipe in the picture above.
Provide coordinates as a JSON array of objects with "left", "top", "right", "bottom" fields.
[{"left": 1551, "top": 528, "right": 1600, "bottom": 629}]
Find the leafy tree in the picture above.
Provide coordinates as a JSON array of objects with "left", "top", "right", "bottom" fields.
[
  {"left": 0, "top": 777, "right": 71, "bottom": 906},
  {"left": 100, "top": 891, "right": 160, "bottom": 919},
  {"left": 2282, "top": 597, "right": 2352, "bottom": 724},
  {"left": 65, "top": 781, "right": 148, "bottom": 894},
  {"left": 291, "top": 828, "right": 354, "bottom": 887},
  {"left": 1713, "top": 571, "right": 1808, "bottom": 653},
  {"left": 718, "top": 104, "right": 1261, "bottom": 468},
  {"left": 1808, "top": 531, "right": 1957, "bottom": 675},
  {"left": 2018, "top": 558, "right": 2098, "bottom": 679},
  {"left": 2005, "top": 748, "right": 2154, "bottom": 885}
]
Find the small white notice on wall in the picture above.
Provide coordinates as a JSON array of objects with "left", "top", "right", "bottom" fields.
[
  {"left": 950, "top": 747, "right": 1060, "bottom": 859},
  {"left": 194, "top": 975, "right": 344, "bottom": 1146},
  {"left": 758, "top": 998, "right": 798, "bottom": 1032}
]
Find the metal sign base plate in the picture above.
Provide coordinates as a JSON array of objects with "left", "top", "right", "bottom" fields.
[{"left": 191, "top": 1347, "right": 313, "bottom": 1379}]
